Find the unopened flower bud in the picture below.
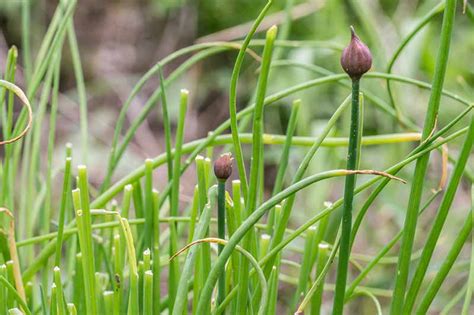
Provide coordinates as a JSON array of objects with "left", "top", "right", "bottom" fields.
[
  {"left": 340, "top": 26, "right": 372, "bottom": 80},
  {"left": 214, "top": 153, "right": 233, "bottom": 181}
]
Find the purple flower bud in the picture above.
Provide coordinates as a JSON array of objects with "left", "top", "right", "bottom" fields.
[
  {"left": 340, "top": 26, "right": 372, "bottom": 80},
  {"left": 214, "top": 153, "right": 233, "bottom": 181}
]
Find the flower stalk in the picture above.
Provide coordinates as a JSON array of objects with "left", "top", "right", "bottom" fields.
[
  {"left": 332, "top": 26, "right": 372, "bottom": 315},
  {"left": 214, "top": 153, "right": 233, "bottom": 310}
]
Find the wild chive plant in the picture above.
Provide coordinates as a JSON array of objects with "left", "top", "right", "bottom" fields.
[
  {"left": 213, "top": 153, "right": 233, "bottom": 308},
  {"left": 0, "top": 0, "right": 472, "bottom": 314},
  {"left": 333, "top": 26, "right": 372, "bottom": 315}
]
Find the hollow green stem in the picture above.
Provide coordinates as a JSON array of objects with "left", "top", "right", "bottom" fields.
[
  {"left": 51, "top": 287, "right": 58, "bottom": 315},
  {"left": 121, "top": 185, "right": 133, "bottom": 219},
  {"left": 67, "top": 304, "right": 77, "bottom": 315},
  {"left": 143, "top": 271, "right": 153, "bottom": 315},
  {"left": 228, "top": 0, "right": 273, "bottom": 200},
  {"left": 267, "top": 266, "right": 279, "bottom": 315},
  {"left": 462, "top": 184, "right": 474, "bottom": 314},
  {"left": 415, "top": 211, "right": 472, "bottom": 314},
  {"left": 143, "top": 159, "right": 154, "bottom": 252},
  {"left": 54, "top": 148, "right": 72, "bottom": 266},
  {"left": 332, "top": 79, "right": 361, "bottom": 315},
  {"left": 187, "top": 187, "right": 199, "bottom": 244},
  {"left": 168, "top": 90, "right": 188, "bottom": 313},
  {"left": 72, "top": 188, "right": 97, "bottom": 315},
  {"left": 103, "top": 291, "right": 113, "bottom": 315},
  {"left": 120, "top": 218, "right": 139, "bottom": 315},
  {"left": 112, "top": 235, "right": 123, "bottom": 315},
  {"left": 152, "top": 190, "right": 161, "bottom": 314},
  {"left": 237, "top": 25, "right": 277, "bottom": 313},
  {"left": 73, "top": 254, "right": 84, "bottom": 313},
  {"left": 462, "top": 184, "right": 474, "bottom": 315},
  {"left": 192, "top": 156, "right": 212, "bottom": 314},
  {"left": 53, "top": 267, "right": 65, "bottom": 315},
  {"left": 217, "top": 180, "right": 226, "bottom": 309},
  {"left": 290, "top": 226, "right": 316, "bottom": 311},
  {"left": 311, "top": 244, "right": 329, "bottom": 314}
]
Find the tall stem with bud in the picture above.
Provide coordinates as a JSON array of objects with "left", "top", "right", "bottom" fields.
[
  {"left": 214, "top": 153, "right": 233, "bottom": 311},
  {"left": 332, "top": 27, "right": 372, "bottom": 315}
]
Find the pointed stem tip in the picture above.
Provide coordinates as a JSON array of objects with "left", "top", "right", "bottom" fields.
[{"left": 350, "top": 25, "right": 355, "bottom": 38}]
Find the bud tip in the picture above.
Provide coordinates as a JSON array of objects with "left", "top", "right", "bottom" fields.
[{"left": 214, "top": 153, "right": 233, "bottom": 181}]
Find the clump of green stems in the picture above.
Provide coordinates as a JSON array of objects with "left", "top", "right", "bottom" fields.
[
  {"left": 390, "top": 0, "right": 459, "bottom": 313},
  {"left": 0, "top": 0, "right": 472, "bottom": 314}
]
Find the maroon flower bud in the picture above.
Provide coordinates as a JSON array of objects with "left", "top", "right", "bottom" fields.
[
  {"left": 340, "top": 26, "right": 372, "bottom": 80},
  {"left": 214, "top": 153, "right": 233, "bottom": 181}
]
